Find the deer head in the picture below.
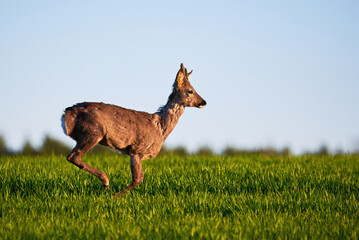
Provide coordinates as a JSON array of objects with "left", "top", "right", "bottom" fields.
[{"left": 171, "top": 63, "right": 207, "bottom": 108}]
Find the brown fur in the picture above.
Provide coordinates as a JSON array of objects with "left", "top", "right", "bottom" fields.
[{"left": 62, "top": 63, "right": 206, "bottom": 197}]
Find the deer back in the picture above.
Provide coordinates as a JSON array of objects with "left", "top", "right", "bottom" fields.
[{"left": 66, "top": 102, "right": 163, "bottom": 158}]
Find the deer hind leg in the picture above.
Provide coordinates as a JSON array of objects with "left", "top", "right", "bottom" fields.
[
  {"left": 67, "top": 138, "right": 110, "bottom": 189},
  {"left": 113, "top": 154, "right": 144, "bottom": 198}
]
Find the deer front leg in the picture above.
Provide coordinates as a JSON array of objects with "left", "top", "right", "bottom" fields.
[{"left": 113, "top": 154, "right": 144, "bottom": 198}]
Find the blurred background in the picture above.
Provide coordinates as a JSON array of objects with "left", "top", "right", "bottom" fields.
[{"left": 1, "top": 1, "right": 358, "bottom": 155}]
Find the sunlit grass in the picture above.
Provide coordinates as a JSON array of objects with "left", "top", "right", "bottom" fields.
[{"left": 1, "top": 154, "right": 358, "bottom": 239}]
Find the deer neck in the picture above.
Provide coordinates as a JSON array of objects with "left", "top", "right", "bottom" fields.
[{"left": 157, "top": 101, "right": 185, "bottom": 141}]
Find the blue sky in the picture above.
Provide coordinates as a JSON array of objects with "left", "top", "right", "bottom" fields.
[{"left": 1, "top": 1, "right": 358, "bottom": 153}]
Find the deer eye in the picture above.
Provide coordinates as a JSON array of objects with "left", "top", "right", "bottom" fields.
[{"left": 187, "top": 90, "right": 193, "bottom": 94}]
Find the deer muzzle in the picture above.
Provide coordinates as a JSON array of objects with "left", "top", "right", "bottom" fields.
[{"left": 197, "top": 99, "right": 207, "bottom": 108}]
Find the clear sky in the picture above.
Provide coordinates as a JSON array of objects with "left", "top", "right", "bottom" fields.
[{"left": 1, "top": 1, "right": 358, "bottom": 154}]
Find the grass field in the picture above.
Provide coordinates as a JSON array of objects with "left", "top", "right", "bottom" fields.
[{"left": 1, "top": 154, "right": 358, "bottom": 239}]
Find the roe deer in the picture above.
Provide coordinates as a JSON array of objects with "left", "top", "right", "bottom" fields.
[{"left": 61, "top": 63, "right": 206, "bottom": 198}]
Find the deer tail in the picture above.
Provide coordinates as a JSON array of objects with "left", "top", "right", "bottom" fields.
[{"left": 61, "top": 107, "right": 77, "bottom": 136}]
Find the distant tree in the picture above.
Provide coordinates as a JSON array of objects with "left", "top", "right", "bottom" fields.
[
  {"left": 172, "top": 146, "right": 188, "bottom": 156},
  {"left": 334, "top": 149, "right": 345, "bottom": 156},
  {"left": 39, "top": 135, "right": 71, "bottom": 155},
  {"left": 315, "top": 144, "right": 329, "bottom": 156},
  {"left": 158, "top": 145, "right": 172, "bottom": 156},
  {"left": 196, "top": 146, "right": 214, "bottom": 156},
  {"left": 354, "top": 139, "right": 359, "bottom": 155},
  {"left": 222, "top": 146, "right": 241, "bottom": 156},
  {"left": 21, "top": 140, "right": 38, "bottom": 155},
  {"left": 0, "top": 135, "right": 9, "bottom": 156},
  {"left": 279, "top": 146, "right": 291, "bottom": 156},
  {"left": 221, "top": 146, "right": 292, "bottom": 156},
  {"left": 259, "top": 147, "right": 276, "bottom": 156},
  {"left": 157, "top": 145, "right": 189, "bottom": 156}
]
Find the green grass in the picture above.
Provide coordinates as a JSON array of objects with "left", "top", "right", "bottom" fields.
[{"left": 1, "top": 154, "right": 358, "bottom": 239}]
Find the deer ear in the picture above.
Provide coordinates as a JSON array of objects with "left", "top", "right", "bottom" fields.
[
  {"left": 175, "top": 70, "right": 186, "bottom": 88},
  {"left": 176, "top": 63, "right": 187, "bottom": 88},
  {"left": 188, "top": 70, "right": 193, "bottom": 77},
  {"left": 180, "top": 63, "right": 193, "bottom": 78}
]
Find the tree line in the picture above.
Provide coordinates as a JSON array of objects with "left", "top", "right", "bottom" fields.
[{"left": 0, "top": 135, "right": 358, "bottom": 157}]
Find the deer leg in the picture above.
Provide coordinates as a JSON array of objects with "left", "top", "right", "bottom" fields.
[
  {"left": 113, "top": 154, "right": 144, "bottom": 198},
  {"left": 67, "top": 140, "right": 110, "bottom": 189}
]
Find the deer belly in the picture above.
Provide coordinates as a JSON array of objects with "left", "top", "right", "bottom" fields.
[{"left": 99, "top": 127, "right": 136, "bottom": 150}]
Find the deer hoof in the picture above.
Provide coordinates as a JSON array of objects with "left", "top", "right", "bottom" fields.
[
  {"left": 103, "top": 184, "right": 110, "bottom": 190},
  {"left": 113, "top": 190, "right": 126, "bottom": 199}
]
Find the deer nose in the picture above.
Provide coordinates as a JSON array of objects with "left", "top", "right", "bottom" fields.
[{"left": 198, "top": 100, "right": 207, "bottom": 108}]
